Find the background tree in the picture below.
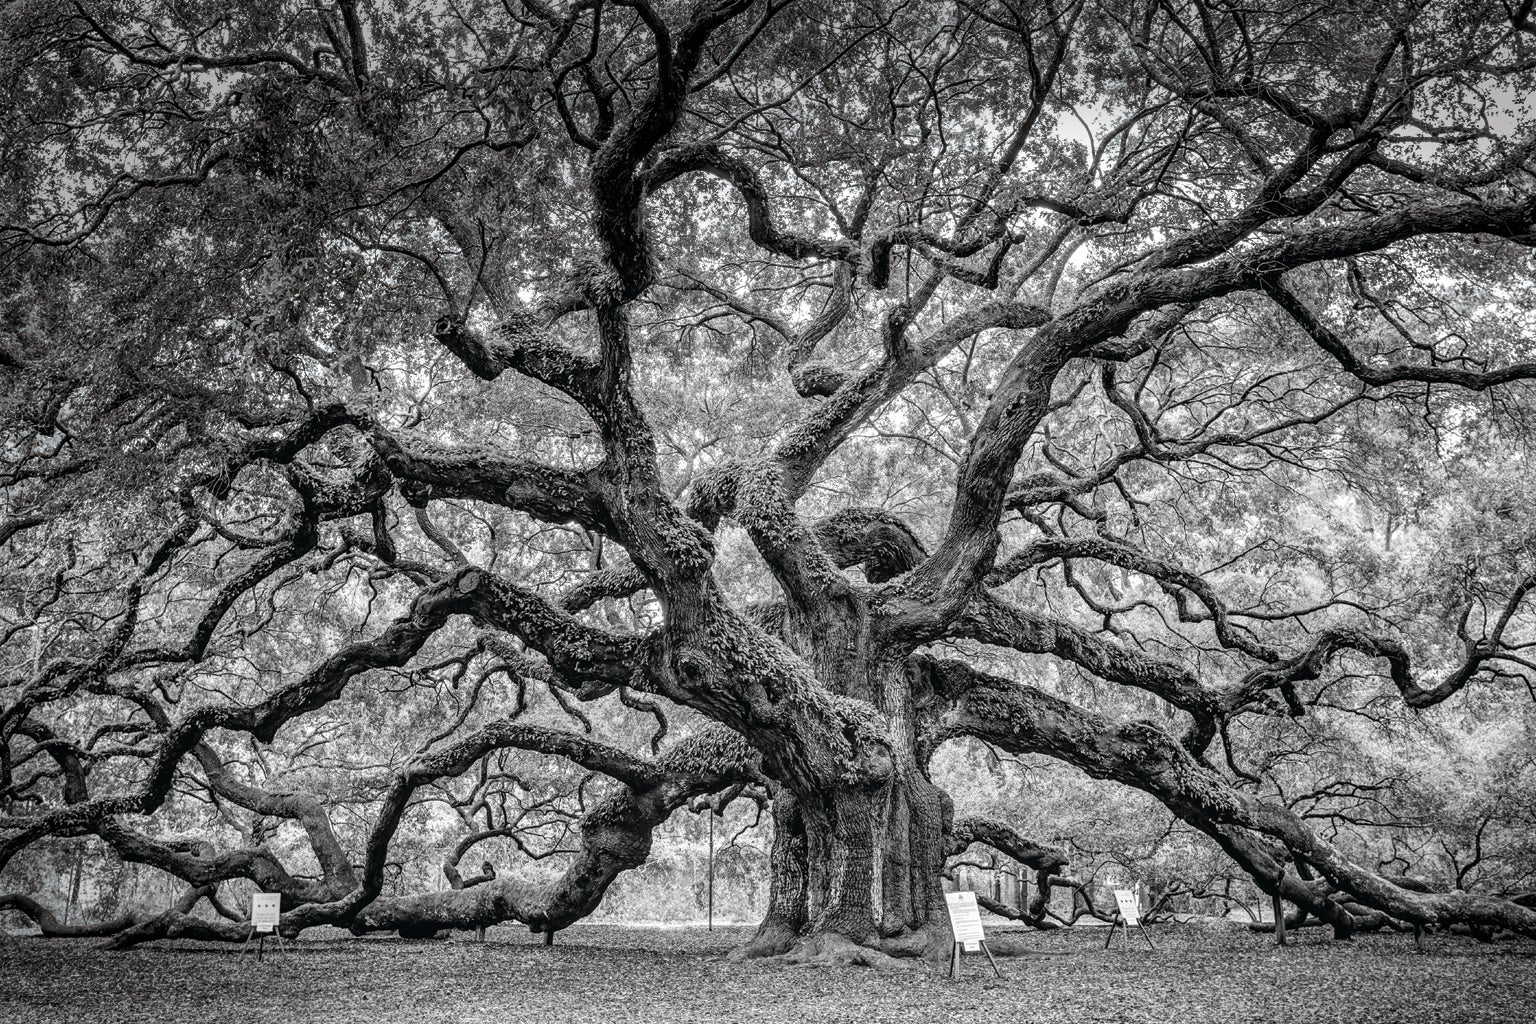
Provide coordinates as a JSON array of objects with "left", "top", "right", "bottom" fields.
[{"left": 5, "top": 0, "right": 1536, "bottom": 963}]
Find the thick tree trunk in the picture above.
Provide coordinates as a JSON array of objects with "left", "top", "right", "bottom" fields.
[
  {"left": 739, "top": 615, "right": 949, "bottom": 962},
  {"left": 742, "top": 767, "right": 949, "bottom": 962}
]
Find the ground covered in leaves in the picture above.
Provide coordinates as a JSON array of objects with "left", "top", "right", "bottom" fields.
[{"left": 2, "top": 922, "right": 1533, "bottom": 1023}]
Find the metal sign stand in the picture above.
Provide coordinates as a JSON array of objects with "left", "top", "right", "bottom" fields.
[
  {"left": 1105, "top": 888, "right": 1156, "bottom": 950},
  {"left": 943, "top": 890, "right": 1002, "bottom": 980},
  {"left": 240, "top": 892, "right": 287, "bottom": 962},
  {"left": 240, "top": 925, "right": 289, "bottom": 962},
  {"left": 706, "top": 810, "right": 714, "bottom": 931},
  {"left": 946, "top": 937, "right": 1002, "bottom": 980}
]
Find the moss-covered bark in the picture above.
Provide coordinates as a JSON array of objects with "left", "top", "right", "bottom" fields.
[{"left": 734, "top": 601, "right": 950, "bottom": 961}]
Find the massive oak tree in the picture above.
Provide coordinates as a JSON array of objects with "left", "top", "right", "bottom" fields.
[{"left": 4, "top": 0, "right": 1536, "bottom": 961}]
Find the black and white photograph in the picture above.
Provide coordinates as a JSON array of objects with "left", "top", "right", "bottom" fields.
[{"left": 3, "top": 1, "right": 1536, "bottom": 1021}]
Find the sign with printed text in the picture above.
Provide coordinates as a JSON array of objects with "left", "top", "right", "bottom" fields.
[
  {"left": 1113, "top": 888, "right": 1140, "bottom": 926},
  {"left": 251, "top": 893, "right": 281, "bottom": 933},
  {"left": 944, "top": 890, "right": 986, "bottom": 948}
]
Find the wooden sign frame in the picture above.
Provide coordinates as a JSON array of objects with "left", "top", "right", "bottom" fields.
[{"left": 943, "top": 890, "right": 1001, "bottom": 979}]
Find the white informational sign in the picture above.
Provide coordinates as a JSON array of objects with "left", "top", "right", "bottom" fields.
[
  {"left": 944, "top": 890, "right": 986, "bottom": 947},
  {"left": 251, "top": 893, "right": 281, "bottom": 934},
  {"left": 1113, "top": 888, "right": 1140, "bottom": 926}
]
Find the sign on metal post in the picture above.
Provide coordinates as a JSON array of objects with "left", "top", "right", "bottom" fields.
[
  {"left": 1104, "top": 887, "right": 1156, "bottom": 950},
  {"left": 241, "top": 892, "right": 288, "bottom": 962},
  {"left": 943, "top": 890, "right": 1000, "bottom": 980}
]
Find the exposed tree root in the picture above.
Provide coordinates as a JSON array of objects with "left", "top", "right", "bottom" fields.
[
  {"left": 734, "top": 921, "right": 947, "bottom": 964},
  {"left": 982, "top": 932, "right": 1044, "bottom": 956},
  {"left": 729, "top": 919, "right": 800, "bottom": 960},
  {"left": 878, "top": 921, "right": 956, "bottom": 961},
  {"left": 776, "top": 932, "right": 906, "bottom": 970}
]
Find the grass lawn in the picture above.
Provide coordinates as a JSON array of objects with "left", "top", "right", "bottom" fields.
[{"left": 2, "top": 922, "right": 1533, "bottom": 1023}]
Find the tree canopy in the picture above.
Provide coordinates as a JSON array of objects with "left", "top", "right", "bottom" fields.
[{"left": 4, "top": 0, "right": 1536, "bottom": 960}]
